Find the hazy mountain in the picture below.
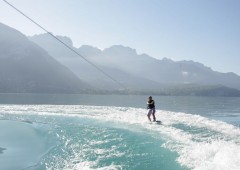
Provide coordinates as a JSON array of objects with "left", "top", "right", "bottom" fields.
[
  {"left": 1, "top": 23, "right": 239, "bottom": 95},
  {"left": 29, "top": 34, "right": 161, "bottom": 90},
  {"left": 0, "top": 23, "right": 91, "bottom": 93},
  {"left": 30, "top": 34, "right": 240, "bottom": 93},
  {"left": 102, "top": 45, "right": 240, "bottom": 90}
]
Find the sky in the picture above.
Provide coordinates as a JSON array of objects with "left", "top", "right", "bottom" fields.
[{"left": 0, "top": 0, "right": 240, "bottom": 75}]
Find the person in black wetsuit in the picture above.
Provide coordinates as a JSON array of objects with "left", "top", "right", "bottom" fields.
[{"left": 147, "top": 96, "right": 156, "bottom": 122}]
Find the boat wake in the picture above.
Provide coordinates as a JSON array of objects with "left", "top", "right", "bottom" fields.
[{"left": 0, "top": 105, "right": 240, "bottom": 170}]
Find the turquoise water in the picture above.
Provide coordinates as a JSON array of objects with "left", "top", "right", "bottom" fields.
[{"left": 0, "top": 94, "right": 240, "bottom": 170}]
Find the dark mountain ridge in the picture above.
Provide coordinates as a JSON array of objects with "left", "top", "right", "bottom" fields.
[{"left": 0, "top": 23, "right": 91, "bottom": 93}]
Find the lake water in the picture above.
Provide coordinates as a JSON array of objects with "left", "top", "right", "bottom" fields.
[{"left": 0, "top": 94, "right": 240, "bottom": 170}]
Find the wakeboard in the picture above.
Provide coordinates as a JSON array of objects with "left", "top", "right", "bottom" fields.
[{"left": 150, "top": 120, "right": 162, "bottom": 125}]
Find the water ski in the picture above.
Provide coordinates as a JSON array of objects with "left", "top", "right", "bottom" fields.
[{"left": 150, "top": 120, "right": 162, "bottom": 125}]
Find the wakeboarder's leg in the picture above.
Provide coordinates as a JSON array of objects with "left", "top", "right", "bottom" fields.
[
  {"left": 152, "top": 109, "right": 156, "bottom": 122},
  {"left": 147, "top": 110, "right": 152, "bottom": 121}
]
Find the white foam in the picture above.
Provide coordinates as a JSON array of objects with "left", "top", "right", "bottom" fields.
[
  {"left": 1, "top": 104, "right": 240, "bottom": 170},
  {"left": 178, "top": 141, "right": 240, "bottom": 170},
  {"left": 45, "top": 136, "right": 125, "bottom": 170}
]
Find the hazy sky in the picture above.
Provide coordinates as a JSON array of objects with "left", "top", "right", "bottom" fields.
[{"left": 1, "top": 0, "right": 240, "bottom": 75}]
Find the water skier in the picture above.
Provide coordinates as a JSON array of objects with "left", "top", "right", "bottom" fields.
[{"left": 147, "top": 96, "right": 156, "bottom": 122}]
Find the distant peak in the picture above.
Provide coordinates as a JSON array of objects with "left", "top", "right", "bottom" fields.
[
  {"left": 182, "top": 60, "right": 206, "bottom": 66},
  {"left": 162, "top": 57, "right": 174, "bottom": 62},
  {"left": 30, "top": 33, "right": 53, "bottom": 40},
  {"left": 78, "top": 45, "right": 102, "bottom": 56},
  {"left": 79, "top": 45, "right": 102, "bottom": 51},
  {"left": 56, "top": 35, "right": 73, "bottom": 46},
  {"left": 109, "top": 45, "right": 132, "bottom": 49},
  {"left": 104, "top": 45, "right": 137, "bottom": 56},
  {"left": 29, "top": 33, "right": 73, "bottom": 47}
]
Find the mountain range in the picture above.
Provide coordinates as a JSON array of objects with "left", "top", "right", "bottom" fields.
[
  {"left": 0, "top": 23, "right": 91, "bottom": 93},
  {"left": 29, "top": 33, "right": 240, "bottom": 94},
  {"left": 1, "top": 22, "right": 240, "bottom": 96}
]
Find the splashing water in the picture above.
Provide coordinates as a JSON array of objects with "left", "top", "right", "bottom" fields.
[{"left": 0, "top": 105, "right": 240, "bottom": 170}]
